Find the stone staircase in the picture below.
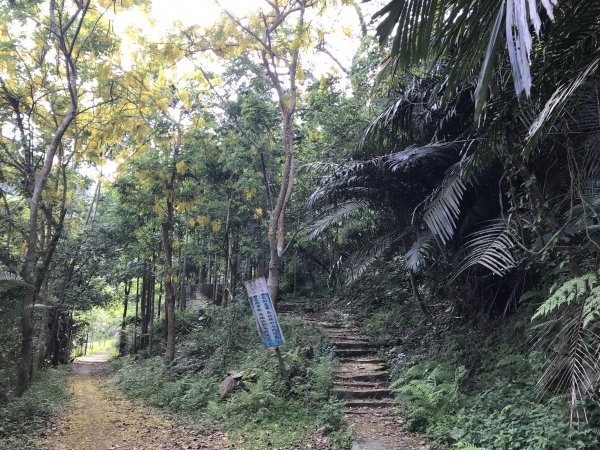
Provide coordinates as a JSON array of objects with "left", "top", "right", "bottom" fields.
[
  {"left": 310, "top": 320, "right": 395, "bottom": 413},
  {"left": 280, "top": 301, "right": 427, "bottom": 449}
]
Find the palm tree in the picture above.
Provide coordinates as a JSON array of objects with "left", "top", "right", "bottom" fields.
[{"left": 309, "top": 0, "right": 600, "bottom": 412}]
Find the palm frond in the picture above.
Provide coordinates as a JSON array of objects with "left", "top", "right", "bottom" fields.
[
  {"left": 387, "top": 143, "right": 457, "bottom": 172},
  {"left": 345, "top": 230, "right": 401, "bottom": 284},
  {"left": 422, "top": 161, "right": 469, "bottom": 244},
  {"left": 525, "top": 56, "right": 600, "bottom": 156},
  {"left": 474, "top": 1, "right": 505, "bottom": 118},
  {"left": 404, "top": 230, "right": 437, "bottom": 273},
  {"left": 451, "top": 220, "right": 518, "bottom": 280},
  {"left": 361, "top": 75, "right": 437, "bottom": 150},
  {"left": 535, "top": 303, "right": 600, "bottom": 419},
  {"left": 374, "top": 0, "right": 558, "bottom": 98},
  {"left": 373, "top": 0, "right": 442, "bottom": 73},
  {"left": 0, "top": 270, "right": 27, "bottom": 292},
  {"left": 297, "top": 161, "right": 343, "bottom": 174},
  {"left": 307, "top": 200, "right": 369, "bottom": 239}
]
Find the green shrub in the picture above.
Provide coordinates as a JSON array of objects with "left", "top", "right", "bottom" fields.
[
  {"left": 392, "top": 362, "right": 466, "bottom": 432},
  {"left": 391, "top": 344, "right": 600, "bottom": 449},
  {"left": 0, "top": 367, "right": 71, "bottom": 450}
]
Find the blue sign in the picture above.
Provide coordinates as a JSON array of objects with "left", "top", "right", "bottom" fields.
[{"left": 244, "top": 277, "right": 285, "bottom": 347}]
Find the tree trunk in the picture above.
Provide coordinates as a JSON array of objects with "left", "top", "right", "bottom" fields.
[
  {"left": 119, "top": 280, "right": 131, "bottom": 356},
  {"left": 148, "top": 257, "right": 155, "bottom": 356},
  {"left": 133, "top": 276, "right": 139, "bottom": 354},
  {"left": 33, "top": 276, "right": 54, "bottom": 373},
  {"left": 267, "top": 115, "right": 295, "bottom": 308},
  {"left": 162, "top": 198, "right": 176, "bottom": 363},
  {"left": 140, "top": 267, "right": 147, "bottom": 349},
  {"left": 223, "top": 192, "right": 234, "bottom": 305},
  {"left": 15, "top": 0, "right": 83, "bottom": 394}
]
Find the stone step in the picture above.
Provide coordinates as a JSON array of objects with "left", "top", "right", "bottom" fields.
[
  {"left": 344, "top": 399, "right": 395, "bottom": 409},
  {"left": 333, "top": 341, "right": 374, "bottom": 349},
  {"left": 338, "top": 357, "right": 387, "bottom": 365},
  {"left": 335, "top": 371, "right": 389, "bottom": 382},
  {"left": 336, "top": 381, "right": 388, "bottom": 389},
  {"left": 335, "top": 348, "right": 379, "bottom": 358},
  {"left": 318, "top": 322, "right": 344, "bottom": 328},
  {"left": 327, "top": 334, "right": 373, "bottom": 344},
  {"left": 344, "top": 408, "right": 396, "bottom": 416},
  {"left": 333, "top": 388, "right": 391, "bottom": 400},
  {"left": 324, "top": 328, "right": 359, "bottom": 333}
]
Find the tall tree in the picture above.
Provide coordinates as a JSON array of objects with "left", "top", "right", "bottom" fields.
[
  {"left": 0, "top": 0, "right": 127, "bottom": 394},
  {"left": 210, "top": 0, "right": 315, "bottom": 305}
]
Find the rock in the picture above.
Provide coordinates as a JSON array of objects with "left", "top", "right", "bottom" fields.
[
  {"left": 219, "top": 375, "right": 239, "bottom": 399},
  {"left": 230, "top": 371, "right": 244, "bottom": 380},
  {"left": 291, "top": 375, "right": 305, "bottom": 384},
  {"left": 301, "top": 346, "right": 314, "bottom": 359},
  {"left": 287, "top": 363, "right": 300, "bottom": 377}
]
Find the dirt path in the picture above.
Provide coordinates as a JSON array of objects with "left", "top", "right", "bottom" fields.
[{"left": 39, "top": 352, "right": 232, "bottom": 450}]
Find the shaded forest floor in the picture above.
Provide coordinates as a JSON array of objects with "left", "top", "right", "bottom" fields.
[{"left": 39, "top": 353, "right": 232, "bottom": 450}]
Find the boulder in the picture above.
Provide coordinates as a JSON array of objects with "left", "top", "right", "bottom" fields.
[{"left": 219, "top": 375, "right": 239, "bottom": 399}]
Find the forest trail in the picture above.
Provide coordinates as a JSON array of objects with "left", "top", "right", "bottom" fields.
[
  {"left": 280, "top": 303, "right": 430, "bottom": 450},
  {"left": 319, "top": 320, "right": 428, "bottom": 450},
  {"left": 39, "top": 353, "right": 232, "bottom": 450}
]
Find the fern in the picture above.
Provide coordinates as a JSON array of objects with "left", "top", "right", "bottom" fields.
[
  {"left": 453, "top": 443, "right": 489, "bottom": 450},
  {"left": 582, "top": 285, "right": 600, "bottom": 328},
  {"left": 532, "top": 273, "right": 600, "bottom": 321},
  {"left": 533, "top": 273, "right": 600, "bottom": 417}
]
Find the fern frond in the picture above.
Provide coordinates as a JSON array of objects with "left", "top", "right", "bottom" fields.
[
  {"left": 582, "top": 285, "right": 600, "bottom": 328},
  {"left": 532, "top": 273, "right": 600, "bottom": 321},
  {"left": 453, "top": 443, "right": 489, "bottom": 450}
]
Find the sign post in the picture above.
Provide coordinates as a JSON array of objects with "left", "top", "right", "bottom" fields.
[{"left": 244, "top": 277, "right": 289, "bottom": 385}]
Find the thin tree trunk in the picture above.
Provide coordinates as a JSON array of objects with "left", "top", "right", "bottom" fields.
[
  {"left": 33, "top": 276, "right": 52, "bottom": 373},
  {"left": 148, "top": 256, "right": 155, "bottom": 356},
  {"left": 133, "top": 276, "right": 139, "bottom": 354},
  {"left": 162, "top": 198, "right": 176, "bottom": 363},
  {"left": 157, "top": 280, "right": 163, "bottom": 319},
  {"left": 140, "top": 266, "right": 147, "bottom": 349},
  {"left": 223, "top": 191, "right": 234, "bottom": 305},
  {"left": 180, "top": 230, "right": 188, "bottom": 310},
  {"left": 119, "top": 280, "right": 131, "bottom": 356}
]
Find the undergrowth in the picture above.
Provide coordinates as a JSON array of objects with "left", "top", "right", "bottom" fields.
[
  {"left": 0, "top": 366, "right": 71, "bottom": 450},
  {"left": 110, "top": 303, "right": 351, "bottom": 449}
]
